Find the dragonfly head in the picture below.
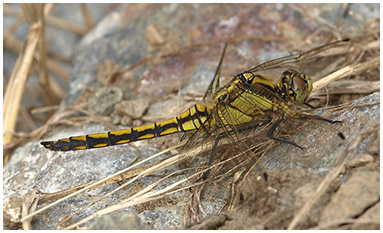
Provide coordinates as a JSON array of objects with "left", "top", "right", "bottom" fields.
[{"left": 280, "top": 69, "right": 313, "bottom": 103}]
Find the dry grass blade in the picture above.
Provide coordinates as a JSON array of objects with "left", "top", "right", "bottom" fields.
[
  {"left": 314, "top": 80, "right": 379, "bottom": 95},
  {"left": 21, "top": 191, "right": 39, "bottom": 230},
  {"left": 287, "top": 127, "right": 379, "bottom": 230},
  {"left": 37, "top": 3, "right": 48, "bottom": 83},
  {"left": 44, "top": 11, "right": 88, "bottom": 35},
  {"left": 50, "top": 156, "right": 177, "bottom": 227},
  {"left": 3, "top": 22, "right": 42, "bottom": 162},
  {"left": 20, "top": 105, "right": 38, "bottom": 130},
  {"left": 20, "top": 142, "right": 184, "bottom": 223},
  {"left": 37, "top": 155, "right": 168, "bottom": 205},
  {"left": 79, "top": 3, "right": 93, "bottom": 31},
  {"left": 4, "top": 28, "right": 70, "bottom": 82},
  {"left": 4, "top": 4, "right": 88, "bottom": 35},
  {"left": 20, "top": 3, "right": 38, "bottom": 23},
  {"left": 68, "top": 137, "right": 274, "bottom": 229},
  {"left": 312, "top": 56, "right": 379, "bottom": 93},
  {"left": 63, "top": 137, "right": 249, "bottom": 229},
  {"left": 63, "top": 153, "right": 191, "bottom": 229},
  {"left": 35, "top": 4, "right": 62, "bottom": 106}
]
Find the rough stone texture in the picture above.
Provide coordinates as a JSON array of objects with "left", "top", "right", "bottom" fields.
[
  {"left": 319, "top": 171, "right": 380, "bottom": 224},
  {"left": 261, "top": 93, "right": 380, "bottom": 174},
  {"left": 114, "top": 98, "right": 150, "bottom": 119},
  {"left": 3, "top": 3, "right": 379, "bottom": 230},
  {"left": 351, "top": 202, "right": 380, "bottom": 230},
  {"left": 88, "top": 211, "right": 152, "bottom": 230},
  {"left": 347, "top": 153, "right": 374, "bottom": 168},
  {"left": 88, "top": 87, "right": 124, "bottom": 115}
]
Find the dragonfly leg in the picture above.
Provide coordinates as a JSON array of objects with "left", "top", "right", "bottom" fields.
[
  {"left": 267, "top": 119, "right": 304, "bottom": 150},
  {"left": 304, "top": 102, "right": 319, "bottom": 109},
  {"left": 306, "top": 114, "right": 342, "bottom": 124},
  {"left": 304, "top": 114, "right": 345, "bottom": 139},
  {"left": 197, "top": 134, "right": 225, "bottom": 181}
]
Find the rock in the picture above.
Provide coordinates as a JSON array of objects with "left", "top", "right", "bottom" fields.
[
  {"left": 88, "top": 211, "right": 152, "bottom": 230},
  {"left": 347, "top": 153, "right": 374, "bottom": 168},
  {"left": 350, "top": 202, "right": 379, "bottom": 230},
  {"left": 319, "top": 171, "right": 380, "bottom": 224},
  {"left": 114, "top": 98, "right": 150, "bottom": 119},
  {"left": 88, "top": 87, "right": 123, "bottom": 116}
]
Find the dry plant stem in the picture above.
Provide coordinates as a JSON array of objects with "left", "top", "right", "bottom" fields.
[
  {"left": 36, "top": 3, "right": 61, "bottom": 106},
  {"left": 312, "top": 56, "right": 380, "bottom": 93},
  {"left": 20, "top": 105, "right": 38, "bottom": 130},
  {"left": 4, "top": 108, "right": 82, "bottom": 154},
  {"left": 21, "top": 191, "right": 39, "bottom": 230},
  {"left": 312, "top": 80, "right": 380, "bottom": 96},
  {"left": 37, "top": 4, "right": 48, "bottom": 83},
  {"left": 58, "top": 160, "right": 156, "bottom": 226},
  {"left": 4, "top": 29, "right": 70, "bottom": 82},
  {"left": 20, "top": 143, "right": 184, "bottom": 223},
  {"left": 64, "top": 153, "right": 194, "bottom": 229},
  {"left": 43, "top": 3, "right": 55, "bottom": 16},
  {"left": 38, "top": 157, "right": 164, "bottom": 205},
  {"left": 79, "top": 3, "right": 93, "bottom": 31},
  {"left": 55, "top": 156, "right": 169, "bottom": 226},
  {"left": 4, "top": 4, "right": 88, "bottom": 35},
  {"left": 20, "top": 3, "right": 38, "bottom": 23},
  {"left": 8, "top": 15, "right": 25, "bottom": 33},
  {"left": 3, "top": 22, "right": 42, "bottom": 154},
  {"left": 287, "top": 128, "right": 378, "bottom": 230},
  {"left": 45, "top": 11, "right": 88, "bottom": 35},
  {"left": 66, "top": 139, "right": 260, "bottom": 229}
]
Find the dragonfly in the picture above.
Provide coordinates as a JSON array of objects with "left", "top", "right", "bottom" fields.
[{"left": 41, "top": 40, "right": 349, "bottom": 170}]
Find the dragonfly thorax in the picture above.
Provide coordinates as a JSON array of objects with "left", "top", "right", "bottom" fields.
[{"left": 279, "top": 69, "right": 313, "bottom": 104}]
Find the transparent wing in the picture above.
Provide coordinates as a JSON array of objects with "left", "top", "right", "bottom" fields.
[{"left": 246, "top": 40, "right": 352, "bottom": 83}]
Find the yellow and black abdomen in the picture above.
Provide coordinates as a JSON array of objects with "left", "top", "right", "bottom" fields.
[{"left": 41, "top": 104, "right": 210, "bottom": 151}]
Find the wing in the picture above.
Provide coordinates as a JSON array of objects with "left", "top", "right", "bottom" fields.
[
  {"left": 203, "top": 43, "right": 228, "bottom": 100},
  {"left": 245, "top": 39, "right": 352, "bottom": 83}
]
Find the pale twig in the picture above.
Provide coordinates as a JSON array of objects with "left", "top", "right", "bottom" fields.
[
  {"left": 4, "top": 28, "right": 70, "bottom": 82},
  {"left": 79, "top": 3, "right": 93, "bottom": 31},
  {"left": 312, "top": 56, "right": 379, "bottom": 93},
  {"left": 3, "top": 22, "right": 42, "bottom": 153},
  {"left": 4, "top": 4, "right": 88, "bottom": 35}
]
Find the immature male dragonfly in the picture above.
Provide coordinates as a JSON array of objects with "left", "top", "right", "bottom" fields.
[{"left": 41, "top": 40, "right": 349, "bottom": 159}]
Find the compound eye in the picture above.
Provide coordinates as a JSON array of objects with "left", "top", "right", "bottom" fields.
[{"left": 293, "top": 75, "right": 306, "bottom": 91}]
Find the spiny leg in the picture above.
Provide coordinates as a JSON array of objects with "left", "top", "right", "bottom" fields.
[
  {"left": 267, "top": 113, "right": 344, "bottom": 149},
  {"left": 302, "top": 114, "right": 345, "bottom": 139},
  {"left": 198, "top": 129, "right": 269, "bottom": 182},
  {"left": 196, "top": 134, "right": 225, "bottom": 181},
  {"left": 267, "top": 118, "right": 305, "bottom": 150},
  {"left": 304, "top": 102, "right": 318, "bottom": 109}
]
